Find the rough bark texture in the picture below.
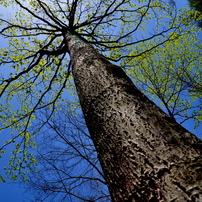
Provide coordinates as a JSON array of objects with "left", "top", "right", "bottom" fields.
[{"left": 65, "top": 32, "right": 202, "bottom": 202}]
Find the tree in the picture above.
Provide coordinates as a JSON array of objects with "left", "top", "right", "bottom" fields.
[
  {"left": 187, "top": 0, "right": 202, "bottom": 27},
  {"left": 188, "top": 0, "right": 202, "bottom": 15},
  {"left": 0, "top": 0, "right": 202, "bottom": 201},
  {"left": 124, "top": 23, "right": 202, "bottom": 128},
  {"left": 22, "top": 106, "right": 110, "bottom": 201}
]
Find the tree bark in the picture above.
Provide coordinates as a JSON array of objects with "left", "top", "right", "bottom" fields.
[{"left": 65, "top": 31, "right": 202, "bottom": 202}]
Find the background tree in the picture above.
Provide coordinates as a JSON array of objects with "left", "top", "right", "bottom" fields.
[
  {"left": 187, "top": 0, "right": 202, "bottom": 27},
  {"left": 21, "top": 105, "right": 110, "bottom": 202},
  {"left": 123, "top": 21, "right": 202, "bottom": 129},
  {"left": 188, "top": 0, "right": 202, "bottom": 13},
  {"left": 0, "top": 0, "right": 202, "bottom": 201}
]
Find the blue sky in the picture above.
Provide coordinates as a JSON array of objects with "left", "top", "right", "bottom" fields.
[{"left": 0, "top": 0, "right": 201, "bottom": 201}]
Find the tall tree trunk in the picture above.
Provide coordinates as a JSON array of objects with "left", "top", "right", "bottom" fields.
[{"left": 65, "top": 32, "right": 202, "bottom": 202}]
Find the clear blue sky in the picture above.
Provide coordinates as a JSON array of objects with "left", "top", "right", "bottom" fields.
[{"left": 0, "top": 1, "right": 201, "bottom": 202}]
